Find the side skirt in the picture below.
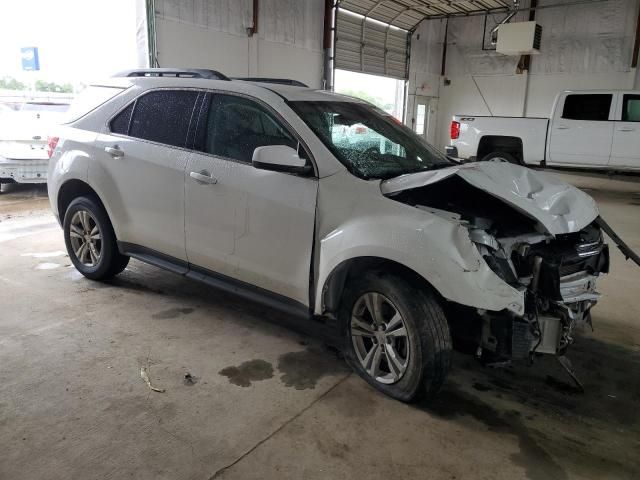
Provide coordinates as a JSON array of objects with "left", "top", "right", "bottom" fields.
[{"left": 118, "top": 242, "right": 312, "bottom": 322}]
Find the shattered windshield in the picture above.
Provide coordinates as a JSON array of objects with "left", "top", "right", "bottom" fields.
[{"left": 290, "top": 100, "right": 453, "bottom": 180}]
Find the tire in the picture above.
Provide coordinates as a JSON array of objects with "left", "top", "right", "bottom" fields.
[
  {"left": 63, "top": 195, "right": 129, "bottom": 280},
  {"left": 480, "top": 151, "right": 522, "bottom": 165},
  {"left": 339, "top": 271, "right": 452, "bottom": 402}
]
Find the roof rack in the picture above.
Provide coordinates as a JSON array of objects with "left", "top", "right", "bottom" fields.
[
  {"left": 233, "top": 77, "right": 308, "bottom": 88},
  {"left": 114, "top": 68, "right": 230, "bottom": 81}
]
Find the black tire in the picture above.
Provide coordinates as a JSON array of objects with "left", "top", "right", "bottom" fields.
[
  {"left": 63, "top": 195, "right": 129, "bottom": 280},
  {"left": 480, "top": 151, "right": 523, "bottom": 165},
  {"left": 339, "top": 271, "right": 452, "bottom": 402}
]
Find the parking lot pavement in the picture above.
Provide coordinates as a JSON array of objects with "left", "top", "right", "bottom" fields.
[{"left": 1, "top": 171, "right": 639, "bottom": 480}]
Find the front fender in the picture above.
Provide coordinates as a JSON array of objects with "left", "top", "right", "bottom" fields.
[{"left": 314, "top": 172, "right": 524, "bottom": 316}]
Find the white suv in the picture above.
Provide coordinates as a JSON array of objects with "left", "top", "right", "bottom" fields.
[{"left": 48, "top": 69, "right": 611, "bottom": 401}]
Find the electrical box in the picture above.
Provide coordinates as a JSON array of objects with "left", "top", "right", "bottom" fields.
[{"left": 496, "top": 21, "right": 542, "bottom": 56}]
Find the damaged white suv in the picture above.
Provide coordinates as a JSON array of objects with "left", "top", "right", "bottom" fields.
[{"left": 48, "top": 69, "right": 614, "bottom": 401}]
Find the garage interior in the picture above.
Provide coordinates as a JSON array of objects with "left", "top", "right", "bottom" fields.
[{"left": 1, "top": 0, "right": 640, "bottom": 479}]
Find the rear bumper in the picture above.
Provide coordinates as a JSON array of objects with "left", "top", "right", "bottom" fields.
[
  {"left": 445, "top": 146, "right": 459, "bottom": 158},
  {"left": 0, "top": 157, "right": 48, "bottom": 183}
]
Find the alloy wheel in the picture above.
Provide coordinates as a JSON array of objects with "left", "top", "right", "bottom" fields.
[
  {"left": 69, "top": 210, "right": 102, "bottom": 267},
  {"left": 350, "top": 292, "right": 410, "bottom": 384}
]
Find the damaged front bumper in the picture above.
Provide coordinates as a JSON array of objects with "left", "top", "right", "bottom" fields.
[{"left": 476, "top": 221, "right": 609, "bottom": 361}]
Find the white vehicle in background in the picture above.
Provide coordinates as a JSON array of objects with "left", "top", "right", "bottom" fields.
[
  {"left": 447, "top": 90, "right": 640, "bottom": 171},
  {"left": 0, "top": 101, "right": 70, "bottom": 191}
]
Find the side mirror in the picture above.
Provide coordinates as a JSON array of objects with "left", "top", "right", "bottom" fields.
[{"left": 252, "top": 145, "right": 313, "bottom": 175}]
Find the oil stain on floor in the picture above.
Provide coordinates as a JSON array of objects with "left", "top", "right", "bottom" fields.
[
  {"left": 151, "top": 307, "right": 195, "bottom": 319},
  {"left": 277, "top": 348, "right": 348, "bottom": 390},
  {"left": 219, "top": 359, "right": 274, "bottom": 387}
]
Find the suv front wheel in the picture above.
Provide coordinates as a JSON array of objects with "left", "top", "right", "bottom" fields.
[
  {"left": 63, "top": 195, "right": 129, "bottom": 280},
  {"left": 340, "top": 271, "right": 452, "bottom": 402}
]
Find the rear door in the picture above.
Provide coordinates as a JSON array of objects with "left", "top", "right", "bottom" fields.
[
  {"left": 93, "top": 89, "right": 200, "bottom": 261},
  {"left": 185, "top": 92, "right": 317, "bottom": 305},
  {"left": 610, "top": 93, "right": 640, "bottom": 169},
  {"left": 548, "top": 93, "right": 615, "bottom": 167}
]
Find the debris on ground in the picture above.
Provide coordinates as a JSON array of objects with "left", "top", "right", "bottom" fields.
[
  {"left": 183, "top": 372, "right": 198, "bottom": 386},
  {"left": 140, "top": 366, "right": 165, "bottom": 393}
]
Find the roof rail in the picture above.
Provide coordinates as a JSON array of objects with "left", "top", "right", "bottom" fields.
[
  {"left": 233, "top": 77, "right": 308, "bottom": 88},
  {"left": 114, "top": 68, "right": 230, "bottom": 81}
]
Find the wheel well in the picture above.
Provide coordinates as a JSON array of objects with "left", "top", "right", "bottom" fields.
[
  {"left": 477, "top": 136, "right": 523, "bottom": 162},
  {"left": 322, "top": 257, "right": 443, "bottom": 315},
  {"left": 57, "top": 180, "right": 104, "bottom": 223}
]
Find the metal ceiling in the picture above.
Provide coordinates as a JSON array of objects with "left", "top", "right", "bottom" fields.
[{"left": 337, "top": 0, "right": 515, "bottom": 31}]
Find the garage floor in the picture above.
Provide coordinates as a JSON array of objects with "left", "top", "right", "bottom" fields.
[{"left": 1, "top": 172, "right": 639, "bottom": 480}]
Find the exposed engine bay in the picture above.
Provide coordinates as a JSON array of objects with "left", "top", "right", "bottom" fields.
[{"left": 389, "top": 175, "right": 611, "bottom": 371}]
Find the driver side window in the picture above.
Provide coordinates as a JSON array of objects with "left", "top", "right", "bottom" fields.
[{"left": 196, "top": 93, "right": 297, "bottom": 163}]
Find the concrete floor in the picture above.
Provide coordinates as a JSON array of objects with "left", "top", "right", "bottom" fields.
[{"left": 1, "top": 173, "right": 639, "bottom": 480}]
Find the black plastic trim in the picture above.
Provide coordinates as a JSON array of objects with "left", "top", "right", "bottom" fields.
[
  {"left": 233, "top": 77, "right": 308, "bottom": 87},
  {"left": 114, "top": 68, "right": 230, "bottom": 81},
  {"left": 118, "top": 242, "right": 312, "bottom": 320}
]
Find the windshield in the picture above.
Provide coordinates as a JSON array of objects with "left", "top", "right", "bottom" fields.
[{"left": 290, "top": 100, "right": 453, "bottom": 180}]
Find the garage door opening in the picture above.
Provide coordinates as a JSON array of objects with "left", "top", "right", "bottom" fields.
[{"left": 334, "top": 69, "right": 405, "bottom": 121}]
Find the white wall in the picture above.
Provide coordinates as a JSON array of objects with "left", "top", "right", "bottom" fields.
[
  {"left": 408, "top": 0, "right": 640, "bottom": 151},
  {"left": 154, "top": 0, "right": 324, "bottom": 88}
]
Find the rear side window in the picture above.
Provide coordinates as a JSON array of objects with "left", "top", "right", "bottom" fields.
[
  {"left": 110, "top": 103, "right": 133, "bottom": 135},
  {"left": 622, "top": 95, "right": 640, "bottom": 122},
  {"left": 66, "top": 86, "right": 124, "bottom": 122},
  {"left": 196, "top": 94, "right": 297, "bottom": 163},
  {"left": 128, "top": 90, "right": 199, "bottom": 148},
  {"left": 562, "top": 94, "right": 612, "bottom": 121}
]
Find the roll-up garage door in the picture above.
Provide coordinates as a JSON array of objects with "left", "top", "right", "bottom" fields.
[{"left": 334, "top": 8, "right": 409, "bottom": 80}]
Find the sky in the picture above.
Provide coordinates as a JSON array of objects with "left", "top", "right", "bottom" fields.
[{"left": 0, "top": 0, "right": 140, "bottom": 86}]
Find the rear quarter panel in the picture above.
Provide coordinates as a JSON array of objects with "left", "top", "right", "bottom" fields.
[{"left": 452, "top": 116, "right": 548, "bottom": 164}]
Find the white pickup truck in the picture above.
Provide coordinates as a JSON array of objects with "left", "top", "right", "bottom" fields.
[{"left": 447, "top": 90, "right": 640, "bottom": 171}]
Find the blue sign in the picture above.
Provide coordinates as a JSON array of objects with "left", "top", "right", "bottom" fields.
[{"left": 21, "top": 47, "right": 40, "bottom": 71}]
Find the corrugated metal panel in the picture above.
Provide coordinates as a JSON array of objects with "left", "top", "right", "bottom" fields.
[
  {"left": 338, "top": 0, "right": 514, "bottom": 30},
  {"left": 335, "top": 9, "right": 409, "bottom": 79}
]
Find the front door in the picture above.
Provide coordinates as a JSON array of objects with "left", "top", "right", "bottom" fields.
[
  {"left": 610, "top": 93, "right": 640, "bottom": 169},
  {"left": 185, "top": 93, "right": 317, "bottom": 306},
  {"left": 548, "top": 93, "right": 615, "bottom": 167}
]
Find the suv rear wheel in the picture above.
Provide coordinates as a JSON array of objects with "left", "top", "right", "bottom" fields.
[
  {"left": 339, "top": 271, "right": 452, "bottom": 402},
  {"left": 63, "top": 196, "right": 129, "bottom": 280}
]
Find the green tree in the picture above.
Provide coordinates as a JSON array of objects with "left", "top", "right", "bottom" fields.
[
  {"left": 34, "top": 80, "right": 74, "bottom": 93},
  {"left": 0, "top": 77, "right": 27, "bottom": 91},
  {"left": 36, "top": 80, "right": 73, "bottom": 93}
]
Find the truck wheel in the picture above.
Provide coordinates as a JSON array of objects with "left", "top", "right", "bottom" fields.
[
  {"left": 480, "top": 151, "right": 523, "bottom": 165},
  {"left": 63, "top": 195, "right": 129, "bottom": 280},
  {"left": 339, "top": 271, "right": 452, "bottom": 402}
]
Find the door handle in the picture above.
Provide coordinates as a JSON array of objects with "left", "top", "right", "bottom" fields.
[
  {"left": 618, "top": 127, "right": 635, "bottom": 132},
  {"left": 104, "top": 146, "right": 124, "bottom": 158},
  {"left": 556, "top": 126, "right": 570, "bottom": 130},
  {"left": 190, "top": 170, "right": 218, "bottom": 185}
]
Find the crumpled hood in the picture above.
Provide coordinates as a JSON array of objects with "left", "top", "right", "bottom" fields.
[{"left": 381, "top": 162, "right": 599, "bottom": 235}]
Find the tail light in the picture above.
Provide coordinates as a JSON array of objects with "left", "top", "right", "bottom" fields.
[
  {"left": 355, "top": 126, "right": 368, "bottom": 134},
  {"left": 450, "top": 121, "right": 460, "bottom": 140},
  {"left": 47, "top": 136, "right": 59, "bottom": 159}
]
